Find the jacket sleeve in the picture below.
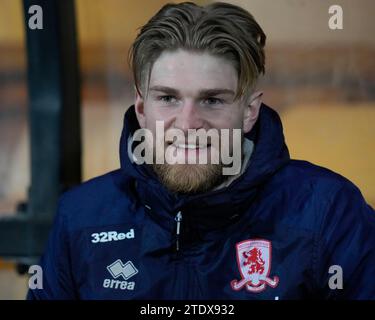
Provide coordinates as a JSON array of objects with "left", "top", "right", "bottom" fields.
[
  {"left": 27, "top": 196, "right": 78, "bottom": 300},
  {"left": 314, "top": 181, "right": 375, "bottom": 299}
]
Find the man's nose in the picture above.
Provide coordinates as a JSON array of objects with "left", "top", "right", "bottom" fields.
[{"left": 174, "top": 102, "right": 204, "bottom": 131}]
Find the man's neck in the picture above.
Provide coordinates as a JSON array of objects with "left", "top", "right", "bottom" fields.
[{"left": 213, "top": 138, "right": 254, "bottom": 191}]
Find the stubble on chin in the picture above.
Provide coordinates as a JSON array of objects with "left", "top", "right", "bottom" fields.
[{"left": 151, "top": 163, "right": 225, "bottom": 194}]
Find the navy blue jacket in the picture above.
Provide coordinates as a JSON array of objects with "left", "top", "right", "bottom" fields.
[{"left": 28, "top": 104, "right": 375, "bottom": 300}]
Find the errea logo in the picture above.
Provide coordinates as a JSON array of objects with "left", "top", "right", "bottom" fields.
[
  {"left": 91, "top": 228, "right": 135, "bottom": 243},
  {"left": 103, "top": 259, "right": 138, "bottom": 291}
]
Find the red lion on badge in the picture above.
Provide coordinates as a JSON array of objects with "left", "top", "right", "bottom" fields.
[
  {"left": 243, "top": 248, "right": 265, "bottom": 275},
  {"left": 231, "top": 239, "right": 279, "bottom": 293}
]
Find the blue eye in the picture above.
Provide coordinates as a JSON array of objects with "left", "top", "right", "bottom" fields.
[
  {"left": 203, "top": 97, "right": 223, "bottom": 105},
  {"left": 158, "top": 95, "right": 177, "bottom": 104}
]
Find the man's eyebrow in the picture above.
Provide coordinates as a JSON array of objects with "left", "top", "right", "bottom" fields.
[
  {"left": 199, "top": 88, "right": 235, "bottom": 96},
  {"left": 149, "top": 86, "right": 179, "bottom": 95},
  {"left": 149, "top": 86, "right": 235, "bottom": 96}
]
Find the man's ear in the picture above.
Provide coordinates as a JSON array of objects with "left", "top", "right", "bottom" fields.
[
  {"left": 243, "top": 91, "right": 263, "bottom": 133},
  {"left": 134, "top": 87, "right": 146, "bottom": 128}
]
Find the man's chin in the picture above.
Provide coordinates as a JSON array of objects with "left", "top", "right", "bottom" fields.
[{"left": 151, "top": 163, "right": 225, "bottom": 194}]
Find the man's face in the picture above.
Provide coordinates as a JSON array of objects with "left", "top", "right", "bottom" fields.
[{"left": 135, "top": 49, "right": 262, "bottom": 193}]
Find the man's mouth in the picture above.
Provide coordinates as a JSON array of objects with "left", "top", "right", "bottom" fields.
[
  {"left": 165, "top": 142, "right": 213, "bottom": 162},
  {"left": 174, "top": 143, "right": 210, "bottom": 149}
]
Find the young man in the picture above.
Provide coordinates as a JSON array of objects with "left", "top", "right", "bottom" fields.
[{"left": 28, "top": 2, "right": 375, "bottom": 299}]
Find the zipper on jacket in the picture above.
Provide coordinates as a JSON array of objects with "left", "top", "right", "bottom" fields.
[{"left": 175, "top": 211, "right": 182, "bottom": 252}]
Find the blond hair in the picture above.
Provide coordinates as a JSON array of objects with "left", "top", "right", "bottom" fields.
[{"left": 128, "top": 1, "right": 266, "bottom": 101}]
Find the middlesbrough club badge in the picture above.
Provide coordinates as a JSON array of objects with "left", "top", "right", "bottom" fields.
[{"left": 231, "top": 239, "right": 279, "bottom": 293}]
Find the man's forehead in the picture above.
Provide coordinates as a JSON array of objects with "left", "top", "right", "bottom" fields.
[
  {"left": 147, "top": 50, "right": 238, "bottom": 92},
  {"left": 149, "top": 85, "right": 236, "bottom": 97}
]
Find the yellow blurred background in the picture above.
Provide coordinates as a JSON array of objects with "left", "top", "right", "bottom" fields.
[{"left": 0, "top": 0, "right": 374, "bottom": 299}]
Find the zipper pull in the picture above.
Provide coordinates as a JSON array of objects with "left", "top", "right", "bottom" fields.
[{"left": 175, "top": 211, "right": 182, "bottom": 252}]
